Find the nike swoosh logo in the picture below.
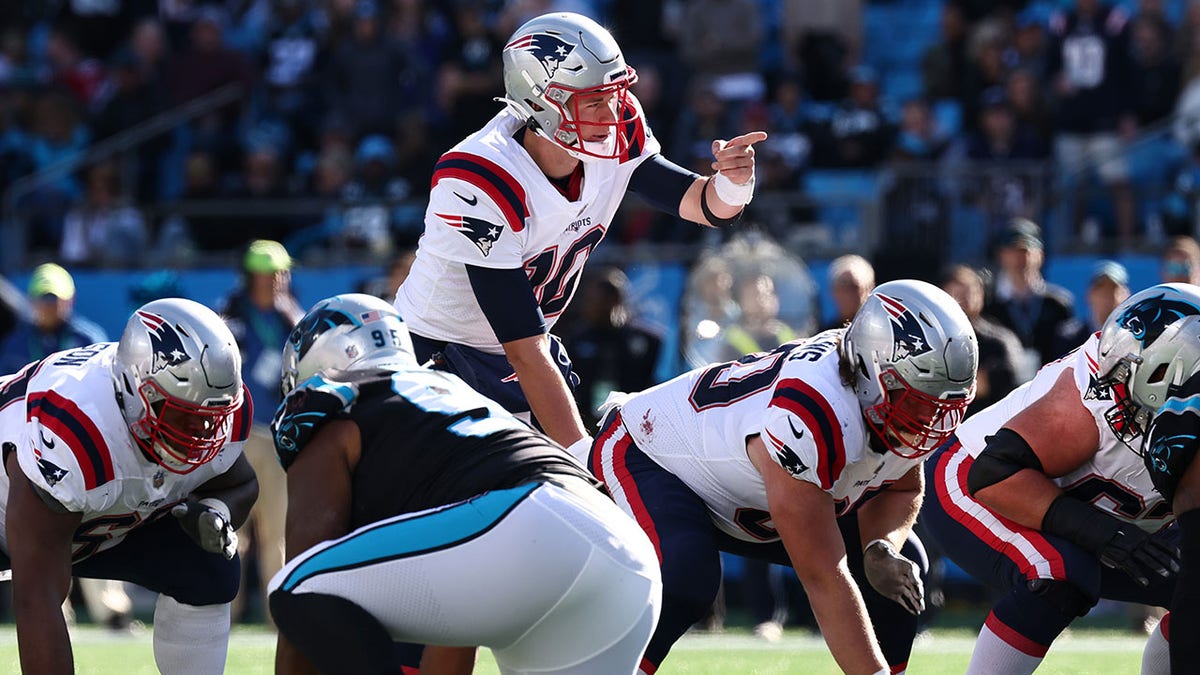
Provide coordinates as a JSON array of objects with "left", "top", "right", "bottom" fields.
[
  {"left": 39, "top": 429, "right": 55, "bottom": 449},
  {"left": 453, "top": 191, "right": 478, "bottom": 206},
  {"left": 787, "top": 417, "right": 806, "bottom": 441}
]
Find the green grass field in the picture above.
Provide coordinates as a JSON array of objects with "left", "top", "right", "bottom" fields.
[{"left": 0, "top": 625, "right": 1149, "bottom": 674}]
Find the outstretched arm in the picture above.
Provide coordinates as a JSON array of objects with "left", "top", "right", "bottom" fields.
[
  {"left": 748, "top": 436, "right": 888, "bottom": 675},
  {"left": 679, "top": 131, "right": 768, "bottom": 227},
  {"left": 6, "top": 452, "right": 82, "bottom": 675}
]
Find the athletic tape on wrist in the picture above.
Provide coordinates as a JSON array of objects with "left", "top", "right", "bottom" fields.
[{"left": 712, "top": 171, "right": 755, "bottom": 206}]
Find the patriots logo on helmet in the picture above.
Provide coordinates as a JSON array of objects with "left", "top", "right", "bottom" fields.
[
  {"left": 876, "top": 293, "right": 933, "bottom": 360},
  {"left": 506, "top": 32, "right": 577, "bottom": 78},
  {"left": 437, "top": 213, "right": 503, "bottom": 257},
  {"left": 1117, "top": 294, "right": 1200, "bottom": 346},
  {"left": 137, "top": 311, "right": 192, "bottom": 374}
]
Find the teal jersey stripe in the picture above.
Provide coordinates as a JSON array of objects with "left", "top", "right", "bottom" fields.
[
  {"left": 280, "top": 482, "right": 538, "bottom": 591},
  {"left": 1159, "top": 394, "right": 1200, "bottom": 416}
]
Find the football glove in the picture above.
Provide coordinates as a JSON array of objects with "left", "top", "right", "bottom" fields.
[
  {"left": 863, "top": 539, "right": 925, "bottom": 615},
  {"left": 172, "top": 497, "right": 237, "bottom": 560},
  {"left": 1042, "top": 494, "right": 1180, "bottom": 586},
  {"left": 272, "top": 374, "right": 359, "bottom": 470}
]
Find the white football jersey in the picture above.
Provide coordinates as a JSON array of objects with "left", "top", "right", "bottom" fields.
[
  {"left": 955, "top": 333, "right": 1171, "bottom": 532},
  {"left": 614, "top": 332, "right": 920, "bottom": 543},
  {"left": 0, "top": 343, "right": 252, "bottom": 560},
  {"left": 395, "top": 98, "right": 660, "bottom": 354}
]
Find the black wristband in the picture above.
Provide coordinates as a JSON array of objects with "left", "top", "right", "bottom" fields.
[
  {"left": 700, "top": 179, "right": 742, "bottom": 227},
  {"left": 1041, "top": 493, "right": 1122, "bottom": 555}
]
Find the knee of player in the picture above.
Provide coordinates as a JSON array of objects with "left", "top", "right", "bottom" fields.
[
  {"left": 168, "top": 556, "right": 241, "bottom": 606},
  {"left": 660, "top": 557, "right": 723, "bottom": 616},
  {"left": 1024, "top": 578, "right": 1097, "bottom": 618}
]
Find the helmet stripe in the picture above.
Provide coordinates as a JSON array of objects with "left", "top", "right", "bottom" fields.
[
  {"left": 28, "top": 391, "right": 114, "bottom": 489},
  {"left": 433, "top": 153, "right": 528, "bottom": 233}
]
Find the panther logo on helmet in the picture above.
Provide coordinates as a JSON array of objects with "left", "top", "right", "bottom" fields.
[
  {"left": 505, "top": 33, "right": 576, "bottom": 79},
  {"left": 877, "top": 293, "right": 933, "bottom": 361},
  {"left": 136, "top": 311, "right": 191, "bottom": 374},
  {"left": 1116, "top": 294, "right": 1200, "bottom": 346}
]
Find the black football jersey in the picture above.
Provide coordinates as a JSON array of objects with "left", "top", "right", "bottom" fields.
[
  {"left": 335, "top": 367, "right": 596, "bottom": 529},
  {"left": 1143, "top": 371, "right": 1200, "bottom": 505}
]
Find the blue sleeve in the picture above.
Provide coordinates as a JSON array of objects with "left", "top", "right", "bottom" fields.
[
  {"left": 465, "top": 265, "right": 546, "bottom": 344},
  {"left": 628, "top": 154, "right": 700, "bottom": 215}
]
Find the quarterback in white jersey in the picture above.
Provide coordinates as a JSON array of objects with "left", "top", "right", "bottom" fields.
[
  {"left": 922, "top": 283, "right": 1198, "bottom": 675},
  {"left": 394, "top": 12, "right": 767, "bottom": 456},
  {"left": 589, "top": 280, "right": 977, "bottom": 675},
  {"left": 0, "top": 299, "right": 257, "bottom": 675}
]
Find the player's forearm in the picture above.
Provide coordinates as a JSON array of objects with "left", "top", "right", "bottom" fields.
[
  {"left": 974, "top": 468, "right": 1061, "bottom": 530},
  {"left": 856, "top": 486, "right": 921, "bottom": 550},
  {"left": 799, "top": 564, "right": 889, "bottom": 675},
  {"left": 507, "top": 348, "right": 588, "bottom": 447},
  {"left": 194, "top": 454, "right": 259, "bottom": 529},
  {"left": 275, "top": 635, "right": 321, "bottom": 675},
  {"left": 14, "top": 583, "right": 73, "bottom": 674},
  {"left": 420, "top": 645, "right": 478, "bottom": 674}
]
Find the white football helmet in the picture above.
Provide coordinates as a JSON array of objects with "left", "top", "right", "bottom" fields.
[
  {"left": 113, "top": 298, "right": 243, "bottom": 474},
  {"left": 501, "top": 12, "right": 639, "bottom": 161},
  {"left": 281, "top": 293, "right": 417, "bottom": 396},
  {"left": 842, "top": 279, "right": 978, "bottom": 458},
  {"left": 1096, "top": 283, "right": 1200, "bottom": 452}
]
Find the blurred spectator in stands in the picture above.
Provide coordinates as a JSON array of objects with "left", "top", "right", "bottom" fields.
[
  {"left": 55, "top": 0, "right": 140, "bottom": 60},
  {"left": 811, "top": 65, "right": 893, "bottom": 168},
  {"left": 1159, "top": 138, "right": 1200, "bottom": 236},
  {"left": 357, "top": 248, "right": 416, "bottom": 300},
  {"left": 322, "top": 0, "right": 359, "bottom": 48},
  {"left": 91, "top": 21, "right": 170, "bottom": 200},
  {"left": 45, "top": 27, "right": 107, "bottom": 110},
  {"left": 1004, "top": 9, "right": 1048, "bottom": 76},
  {"left": 59, "top": 161, "right": 148, "bottom": 267},
  {"left": 781, "top": 0, "right": 860, "bottom": 101},
  {"left": 261, "top": 0, "right": 327, "bottom": 154},
  {"left": 1181, "top": 0, "right": 1200, "bottom": 79},
  {"left": 1006, "top": 67, "right": 1052, "bottom": 149},
  {"left": 757, "top": 76, "right": 811, "bottom": 189},
  {"left": 966, "top": 86, "right": 1046, "bottom": 160},
  {"left": 1055, "top": 259, "right": 1130, "bottom": 356},
  {"left": 324, "top": 0, "right": 408, "bottom": 139},
  {"left": 386, "top": 0, "right": 453, "bottom": 122},
  {"left": 892, "top": 98, "right": 949, "bottom": 162},
  {"left": 167, "top": 7, "right": 255, "bottom": 172},
  {"left": 343, "top": 134, "right": 408, "bottom": 251},
  {"left": 942, "top": 264, "right": 1025, "bottom": 415},
  {"left": 219, "top": 239, "right": 304, "bottom": 624},
  {"left": 682, "top": 257, "right": 740, "bottom": 368},
  {"left": 1047, "top": 0, "right": 1138, "bottom": 245},
  {"left": 718, "top": 273, "right": 797, "bottom": 362},
  {"left": 0, "top": 27, "right": 39, "bottom": 90},
  {"left": 221, "top": 136, "right": 298, "bottom": 244},
  {"left": 672, "top": 83, "right": 736, "bottom": 175},
  {"left": 678, "top": 0, "right": 764, "bottom": 105},
  {"left": 962, "top": 22, "right": 1008, "bottom": 135},
  {"left": 1132, "top": 14, "right": 1182, "bottom": 128},
  {"left": 436, "top": 0, "right": 503, "bottom": 144},
  {"left": 22, "top": 91, "right": 90, "bottom": 251},
  {"left": 563, "top": 267, "right": 663, "bottom": 428},
  {"left": 984, "top": 218, "right": 1075, "bottom": 368},
  {"left": 1160, "top": 234, "right": 1200, "bottom": 283},
  {"left": 923, "top": 1, "right": 970, "bottom": 101},
  {"left": 0, "top": 263, "right": 106, "bottom": 375},
  {"left": 820, "top": 254, "right": 874, "bottom": 332}
]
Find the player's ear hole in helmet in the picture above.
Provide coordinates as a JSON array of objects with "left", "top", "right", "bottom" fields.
[
  {"left": 112, "top": 298, "right": 244, "bottom": 474},
  {"left": 841, "top": 280, "right": 979, "bottom": 459},
  {"left": 281, "top": 293, "right": 417, "bottom": 397},
  {"left": 500, "top": 12, "right": 639, "bottom": 162},
  {"left": 1097, "top": 283, "right": 1200, "bottom": 454}
]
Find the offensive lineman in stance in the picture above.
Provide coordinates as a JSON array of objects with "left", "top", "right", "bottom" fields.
[
  {"left": 588, "top": 280, "right": 978, "bottom": 674},
  {"left": 921, "top": 284, "right": 1198, "bottom": 674},
  {"left": 395, "top": 12, "right": 766, "bottom": 460},
  {"left": 267, "top": 294, "right": 660, "bottom": 675},
  {"left": 0, "top": 298, "right": 256, "bottom": 674}
]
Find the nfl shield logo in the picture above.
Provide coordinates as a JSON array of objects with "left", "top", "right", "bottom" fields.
[{"left": 153, "top": 470, "right": 165, "bottom": 488}]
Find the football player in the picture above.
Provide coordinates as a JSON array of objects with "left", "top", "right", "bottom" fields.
[
  {"left": 1133, "top": 314, "right": 1200, "bottom": 673},
  {"left": 267, "top": 294, "right": 660, "bottom": 675},
  {"left": 922, "top": 283, "right": 1199, "bottom": 675},
  {"left": 587, "top": 280, "right": 978, "bottom": 675},
  {"left": 0, "top": 298, "right": 256, "bottom": 674},
  {"left": 394, "top": 12, "right": 766, "bottom": 460}
]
